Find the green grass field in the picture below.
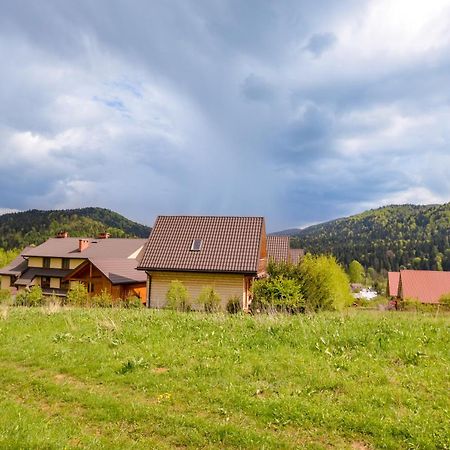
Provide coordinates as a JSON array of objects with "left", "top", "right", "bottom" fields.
[{"left": 0, "top": 307, "right": 448, "bottom": 449}]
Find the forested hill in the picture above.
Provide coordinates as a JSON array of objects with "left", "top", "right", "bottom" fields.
[
  {"left": 0, "top": 208, "right": 151, "bottom": 250},
  {"left": 275, "top": 203, "right": 450, "bottom": 272}
]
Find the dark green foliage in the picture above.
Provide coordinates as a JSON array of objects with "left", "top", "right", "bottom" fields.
[
  {"left": 0, "top": 207, "right": 151, "bottom": 250},
  {"left": 197, "top": 286, "right": 221, "bottom": 312},
  {"left": 287, "top": 203, "right": 450, "bottom": 272},
  {"left": 226, "top": 295, "right": 242, "bottom": 314}
]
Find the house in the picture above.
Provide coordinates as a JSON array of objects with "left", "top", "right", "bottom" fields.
[
  {"left": 397, "top": 270, "right": 450, "bottom": 304},
  {"left": 64, "top": 258, "right": 147, "bottom": 300},
  {"left": 137, "top": 216, "right": 267, "bottom": 310},
  {"left": 266, "top": 235, "right": 304, "bottom": 264},
  {"left": 1, "top": 234, "right": 147, "bottom": 299},
  {"left": 0, "top": 248, "right": 32, "bottom": 292},
  {"left": 387, "top": 272, "right": 400, "bottom": 297}
]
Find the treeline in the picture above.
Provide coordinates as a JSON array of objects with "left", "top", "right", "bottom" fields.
[
  {"left": 286, "top": 203, "right": 450, "bottom": 272},
  {"left": 0, "top": 207, "right": 151, "bottom": 250}
]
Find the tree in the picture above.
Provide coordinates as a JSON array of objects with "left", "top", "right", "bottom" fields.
[{"left": 348, "top": 260, "right": 365, "bottom": 284}]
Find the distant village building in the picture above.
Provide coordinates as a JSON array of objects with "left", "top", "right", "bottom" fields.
[
  {"left": 388, "top": 270, "right": 450, "bottom": 304},
  {"left": 266, "top": 235, "right": 304, "bottom": 264},
  {"left": 0, "top": 233, "right": 147, "bottom": 300}
]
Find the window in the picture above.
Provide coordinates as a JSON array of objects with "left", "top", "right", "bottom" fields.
[
  {"left": 61, "top": 280, "right": 70, "bottom": 291},
  {"left": 62, "top": 258, "right": 70, "bottom": 270},
  {"left": 41, "top": 277, "right": 51, "bottom": 289},
  {"left": 43, "top": 257, "right": 51, "bottom": 268},
  {"left": 190, "top": 239, "right": 202, "bottom": 251}
]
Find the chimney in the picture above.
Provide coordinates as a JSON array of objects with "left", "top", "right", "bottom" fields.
[
  {"left": 97, "top": 232, "right": 111, "bottom": 239},
  {"left": 78, "top": 239, "right": 90, "bottom": 252},
  {"left": 56, "top": 230, "right": 69, "bottom": 239}
]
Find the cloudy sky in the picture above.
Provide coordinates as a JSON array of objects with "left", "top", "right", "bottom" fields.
[{"left": 1, "top": 0, "right": 450, "bottom": 230}]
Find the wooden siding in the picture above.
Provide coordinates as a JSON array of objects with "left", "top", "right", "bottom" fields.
[
  {"left": 148, "top": 271, "right": 245, "bottom": 310},
  {"left": 66, "top": 262, "right": 146, "bottom": 301}
]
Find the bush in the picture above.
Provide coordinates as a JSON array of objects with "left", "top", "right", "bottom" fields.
[
  {"left": 197, "top": 286, "right": 221, "bottom": 312},
  {"left": 92, "top": 289, "right": 114, "bottom": 307},
  {"left": 439, "top": 292, "right": 450, "bottom": 308},
  {"left": 0, "top": 289, "right": 11, "bottom": 304},
  {"left": 226, "top": 295, "right": 242, "bottom": 314},
  {"left": 251, "top": 276, "right": 304, "bottom": 313},
  {"left": 121, "top": 295, "right": 144, "bottom": 308},
  {"left": 166, "top": 280, "right": 191, "bottom": 311},
  {"left": 300, "top": 254, "right": 352, "bottom": 312},
  {"left": 13, "top": 286, "right": 45, "bottom": 307},
  {"left": 66, "top": 282, "right": 90, "bottom": 306}
]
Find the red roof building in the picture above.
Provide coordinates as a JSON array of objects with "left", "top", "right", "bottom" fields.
[
  {"left": 387, "top": 272, "right": 400, "bottom": 297},
  {"left": 398, "top": 270, "right": 450, "bottom": 304}
]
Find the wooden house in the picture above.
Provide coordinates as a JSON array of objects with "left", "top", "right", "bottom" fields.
[
  {"left": 137, "top": 216, "right": 267, "bottom": 310},
  {"left": 1, "top": 234, "right": 147, "bottom": 299}
]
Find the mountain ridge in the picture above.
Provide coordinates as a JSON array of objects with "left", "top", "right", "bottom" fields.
[
  {"left": 272, "top": 203, "right": 450, "bottom": 272},
  {"left": 0, "top": 207, "right": 151, "bottom": 250}
]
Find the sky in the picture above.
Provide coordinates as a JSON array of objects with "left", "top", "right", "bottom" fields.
[{"left": 0, "top": 0, "right": 450, "bottom": 231}]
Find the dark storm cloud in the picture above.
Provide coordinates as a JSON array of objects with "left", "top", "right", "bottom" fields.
[{"left": 0, "top": 0, "right": 449, "bottom": 230}]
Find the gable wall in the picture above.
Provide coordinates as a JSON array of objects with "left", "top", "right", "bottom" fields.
[{"left": 148, "top": 271, "right": 245, "bottom": 310}]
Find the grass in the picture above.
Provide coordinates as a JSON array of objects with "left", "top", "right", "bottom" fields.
[{"left": 0, "top": 308, "right": 448, "bottom": 449}]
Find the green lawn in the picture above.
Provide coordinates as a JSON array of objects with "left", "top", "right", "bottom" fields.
[{"left": 0, "top": 307, "right": 448, "bottom": 449}]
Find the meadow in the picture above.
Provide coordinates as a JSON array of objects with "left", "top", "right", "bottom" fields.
[{"left": 0, "top": 307, "right": 448, "bottom": 449}]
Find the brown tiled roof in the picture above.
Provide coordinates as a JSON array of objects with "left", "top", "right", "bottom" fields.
[
  {"left": 138, "top": 216, "right": 265, "bottom": 273},
  {"left": 387, "top": 272, "right": 400, "bottom": 296},
  {"left": 267, "top": 236, "right": 290, "bottom": 263},
  {"left": 14, "top": 268, "right": 72, "bottom": 286},
  {"left": 21, "top": 238, "right": 147, "bottom": 259},
  {"left": 290, "top": 248, "right": 305, "bottom": 264},
  {"left": 0, "top": 246, "right": 33, "bottom": 276},
  {"left": 399, "top": 270, "right": 450, "bottom": 304},
  {"left": 87, "top": 258, "right": 147, "bottom": 285}
]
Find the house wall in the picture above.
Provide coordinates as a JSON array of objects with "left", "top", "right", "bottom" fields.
[
  {"left": 70, "top": 259, "right": 83, "bottom": 270},
  {"left": 50, "top": 278, "right": 60, "bottom": 289},
  {"left": 1, "top": 275, "right": 11, "bottom": 290},
  {"left": 148, "top": 271, "right": 245, "bottom": 310},
  {"left": 28, "top": 257, "right": 43, "bottom": 268},
  {"left": 50, "top": 258, "right": 62, "bottom": 269}
]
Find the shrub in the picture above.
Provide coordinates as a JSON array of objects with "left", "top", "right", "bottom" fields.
[
  {"left": 251, "top": 276, "right": 304, "bottom": 313},
  {"left": 92, "top": 289, "right": 114, "bottom": 307},
  {"left": 13, "top": 286, "right": 45, "bottom": 307},
  {"left": 0, "top": 289, "right": 11, "bottom": 304},
  {"left": 439, "top": 292, "right": 450, "bottom": 308},
  {"left": 166, "top": 280, "right": 190, "bottom": 311},
  {"left": 121, "top": 295, "right": 144, "bottom": 308},
  {"left": 226, "top": 295, "right": 242, "bottom": 314},
  {"left": 197, "top": 286, "right": 221, "bottom": 312},
  {"left": 300, "top": 254, "right": 352, "bottom": 312},
  {"left": 66, "top": 282, "right": 90, "bottom": 307}
]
